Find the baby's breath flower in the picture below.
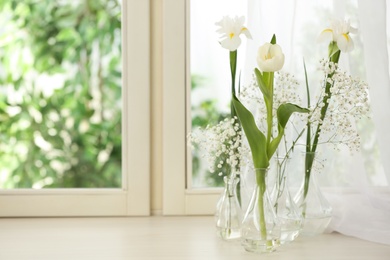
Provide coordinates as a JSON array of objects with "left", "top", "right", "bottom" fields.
[
  {"left": 307, "top": 60, "right": 370, "bottom": 152},
  {"left": 188, "top": 117, "right": 250, "bottom": 177}
]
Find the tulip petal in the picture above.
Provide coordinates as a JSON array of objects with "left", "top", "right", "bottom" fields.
[{"left": 256, "top": 42, "right": 285, "bottom": 72}]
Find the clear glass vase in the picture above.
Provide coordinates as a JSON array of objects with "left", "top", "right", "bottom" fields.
[
  {"left": 241, "top": 168, "right": 281, "bottom": 253},
  {"left": 270, "top": 157, "right": 302, "bottom": 244},
  {"left": 294, "top": 152, "right": 332, "bottom": 236},
  {"left": 215, "top": 175, "right": 242, "bottom": 240}
]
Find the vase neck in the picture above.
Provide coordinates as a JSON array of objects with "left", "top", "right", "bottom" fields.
[{"left": 223, "top": 176, "right": 239, "bottom": 196}]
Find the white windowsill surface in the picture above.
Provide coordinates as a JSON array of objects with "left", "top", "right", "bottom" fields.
[{"left": 0, "top": 216, "right": 389, "bottom": 260}]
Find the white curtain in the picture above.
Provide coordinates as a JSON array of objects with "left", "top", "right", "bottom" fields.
[{"left": 244, "top": 0, "right": 390, "bottom": 245}]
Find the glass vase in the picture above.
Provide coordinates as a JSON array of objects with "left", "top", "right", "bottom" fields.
[
  {"left": 215, "top": 175, "right": 242, "bottom": 240},
  {"left": 293, "top": 152, "right": 332, "bottom": 235},
  {"left": 241, "top": 168, "right": 281, "bottom": 253},
  {"left": 270, "top": 157, "right": 302, "bottom": 244}
]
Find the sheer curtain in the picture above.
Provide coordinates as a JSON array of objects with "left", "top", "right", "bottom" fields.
[{"left": 243, "top": 0, "right": 390, "bottom": 245}]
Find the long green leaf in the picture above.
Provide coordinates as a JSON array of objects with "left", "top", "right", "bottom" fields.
[
  {"left": 303, "top": 59, "right": 312, "bottom": 152},
  {"left": 254, "top": 68, "right": 270, "bottom": 100},
  {"left": 268, "top": 103, "right": 310, "bottom": 157},
  {"left": 232, "top": 94, "right": 269, "bottom": 169}
]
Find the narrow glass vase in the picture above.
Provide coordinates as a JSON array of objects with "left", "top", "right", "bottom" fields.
[
  {"left": 241, "top": 168, "right": 281, "bottom": 253},
  {"left": 215, "top": 175, "right": 242, "bottom": 240},
  {"left": 270, "top": 157, "right": 302, "bottom": 244},
  {"left": 294, "top": 152, "right": 332, "bottom": 236}
]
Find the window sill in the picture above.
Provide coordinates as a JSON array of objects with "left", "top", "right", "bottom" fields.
[{"left": 0, "top": 216, "right": 389, "bottom": 259}]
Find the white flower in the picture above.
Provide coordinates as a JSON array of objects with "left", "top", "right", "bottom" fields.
[
  {"left": 216, "top": 16, "right": 252, "bottom": 51},
  {"left": 256, "top": 42, "right": 285, "bottom": 72},
  {"left": 188, "top": 117, "right": 250, "bottom": 175},
  {"left": 307, "top": 59, "right": 370, "bottom": 152},
  {"left": 318, "top": 19, "right": 357, "bottom": 53}
]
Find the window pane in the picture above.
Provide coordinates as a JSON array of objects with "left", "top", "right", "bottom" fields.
[
  {"left": 0, "top": 0, "right": 122, "bottom": 188},
  {"left": 190, "top": 1, "right": 247, "bottom": 188}
]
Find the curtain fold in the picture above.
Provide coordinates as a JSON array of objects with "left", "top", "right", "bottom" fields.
[{"left": 357, "top": 0, "right": 390, "bottom": 182}]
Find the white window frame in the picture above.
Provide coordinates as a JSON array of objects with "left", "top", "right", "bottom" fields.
[
  {"left": 162, "top": 0, "right": 220, "bottom": 215},
  {"left": 0, "top": 0, "right": 150, "bottom": 217}
]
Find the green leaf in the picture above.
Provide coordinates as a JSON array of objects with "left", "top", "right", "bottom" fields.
[
  {"left": 269, "top": 103, "right": 310, "bottom": 157},
  {"left": 254, "top": 68, "right": 270, "bottom": 100},
  {"left": 303, "top": 59, "right": 312, "bottom": 151},
  {"left": 232, "top": 94, "right": 269, "bottom": 169},
  {"left": 270, "top": 34, "right": 276, "bottom": 44},
  {"left": 278, "top": 103, "right": 309, "bottom": 128},
  {"left": 56, "top": 28, "right": 79, "bottom": 42},
  {"left": 328, "top": 41, "right": 340, "bottom": 59}
]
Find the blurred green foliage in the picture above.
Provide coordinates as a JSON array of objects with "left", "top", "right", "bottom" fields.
[
  {"left": 191, "top": 75, "right": 228, "bottom": 187},
  {"left": 0, "top": 0, "right": 121, "bottom": 188}
]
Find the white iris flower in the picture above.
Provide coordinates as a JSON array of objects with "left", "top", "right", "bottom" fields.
[
  {"left": 318, "top": 19, "right": 357, "bottom": 53},
  {"left": 215, "top": 16, "right": 252, "bottom": 51}
]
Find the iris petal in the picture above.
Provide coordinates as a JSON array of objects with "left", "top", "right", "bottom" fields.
[
  {"left": 220, "top": 36, "right": 242, "bottom": 52},
  {"left": 336, "top": 34, "right": 354, "bottom": 52}
]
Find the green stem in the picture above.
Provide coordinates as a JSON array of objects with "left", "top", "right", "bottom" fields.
[
  {"left": 229, "top": 50, "right": 242, "bottom": 206},
  {"left": 265, "top": 72, "right": 274, "bottom": 154},
  {"left": 230, "top": 50, "right": 237, "bottom": 119},
  {"left": 256, "top": 168, "right": 270, "bottom": 245},
  {"left": 227, "top": 182, "right": 233, "bottom": 236},
  {"left": 303, "top": 42, "right": 341, "bottom": 203}
]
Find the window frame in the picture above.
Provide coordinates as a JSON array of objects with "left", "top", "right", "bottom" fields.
[
  {"left": 0, "top": 0, "right": 150, "bottom": 217},
  {"left": 162, "top": 0, "right": 220, "bottom": 215}
]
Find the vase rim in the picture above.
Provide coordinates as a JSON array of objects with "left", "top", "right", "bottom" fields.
[
  {"left": 301, "top": 151, "right": 317, "bottom": 155},
  {"left": 254, "top": 167, "right": 270, "bottom": 171}
]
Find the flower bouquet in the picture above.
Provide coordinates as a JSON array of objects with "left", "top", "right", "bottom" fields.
[
  {"left": 189, "top": 15, "right": 371, "bottom": 253},
  {"left": 291, "top": 19, "right": 370, "bottom": 235},
  {"left": 214, "top": 16, "right": 310, "bottom": 252}
]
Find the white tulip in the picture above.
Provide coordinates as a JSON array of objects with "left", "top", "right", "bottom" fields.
[
  {"left": 216, "top": 16, "right": 252, "bottom": 51},
  {"left": 256, "top": 42, "right": 285, "bottom": 72}
]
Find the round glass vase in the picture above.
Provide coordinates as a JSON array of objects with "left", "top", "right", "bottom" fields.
[
  {"left": 270, "top": 157, "right": 302, "bottom": 244},
  {"left": 293, "top": 152, "right": 332, "bottom": 235},
  {"left": 241, "top": 168, "right": 281, "bottom": 253},
  {"left": 215, "top": 175, "right": 242, "bottom": 240}
]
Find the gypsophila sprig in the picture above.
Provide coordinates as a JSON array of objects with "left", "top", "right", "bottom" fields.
[
  {"left": 188, "top": 117, "right": 249, "bottom": 176},
  {"left": 308, "top": 59, "right": 370, "bottom": 152},
  {"left": 296, "top": 19, "right": 367, "bottom": 209}
]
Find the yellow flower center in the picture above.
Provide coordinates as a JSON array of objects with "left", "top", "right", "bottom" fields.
[
  {"left": 264, "top": 47, "right": 273, "bottom": 60},
  {"left": 229, "top": 32, "right": 235, "bottom": 39},
  {"left": 264, "top": 53, "right": 272, "bottom": 60},
  {"left": 341, "top": 33, "right": 350, "bottom": 41}
]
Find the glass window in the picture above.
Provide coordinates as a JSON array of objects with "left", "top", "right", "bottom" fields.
[
  {"left": 0, "top": 0, "right": 122, "bottom": 189},
  {"left": 189, "top": 0, "right": 247, "bottom": 188},
  {"left": 0, "top": 0, "right": 150, "bottom": 217}
]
